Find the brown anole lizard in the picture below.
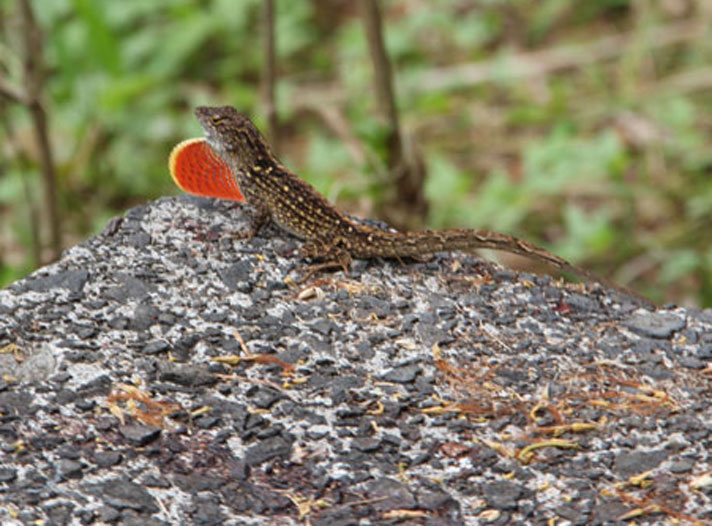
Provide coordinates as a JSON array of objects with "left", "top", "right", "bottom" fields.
[{"left": 175, "top": 105, "right": 650, "bottom": 305}]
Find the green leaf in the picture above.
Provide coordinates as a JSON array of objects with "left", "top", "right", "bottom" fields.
[
  {"left": 425, "top": 154, "right": 477, "bottom": 228},
  {"left": 303, "top": 132, "right": 353, "bottom": 198},
  {"left": 145, "top": 14, "right": 215, "bottom": 78},
  {"left": 523, "top": 126, "right": 624, "bottom": 193},
  {"left": 556, "top": 204, "right": 615, "bottom": 260},
  {"left": 468, "top": 170, "right": 529, "bottom": 232},
  {"left": 275, "top": 0, "right": 315, "bottom": 59},
  {"left": 659, "top": 249, "right": 700, "bottom": 284},
  {"left": 0, "top": 169, "right": 27, "bottom": 205},
  {"left": 70, "top": 0, "right": 121, "bottom": 74},
  {"left": 0, "top": 263, "right": 29, "bottom": 287},
  {"left": 99, "top": 75, "right": 157, "bottom": 111}
]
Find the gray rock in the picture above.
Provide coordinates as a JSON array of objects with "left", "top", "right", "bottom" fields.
[
  {"left": 0, "top": 197, "right": 708, "bottom": 526},
  {"left": 382, "top": 363, "right": 421, "bottom": 383},
  {"left": 85, "top": 479, "right": 159, "bottom": 513},
  {"left": 483, "top": 480, "right": 524, "bottom": 511},
  {"left": 0, "top": 345, "right": 56, "bottom": 383},
  {"left": 245, "top": 435, "right": 292, "bottom": 466},
  {"left": 614, "top": 449, "right": 669, "bottom": 477},
  {"left": 119, "top": 424, "right": 161, "bottom": 446},
  {"left": 623, "top": 312, "right": 686, "bottom": 339},
  {"left": 105, "top": 273, "right": 153, "bottom": 302},
  {"left": 20, "top": 269, "right": 88, "bottom": 294}
]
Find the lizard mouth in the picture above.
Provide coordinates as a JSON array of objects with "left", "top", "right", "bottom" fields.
[{"left": 194, "top": 107, "right": 223, "bottom": 154}]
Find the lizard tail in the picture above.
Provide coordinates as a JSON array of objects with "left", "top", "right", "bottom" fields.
[
  {"left": 360, "top": 228, "right": 653, "bottom": 305},
  {"left": 358, "top": 228, "right": 573, "bottom": 267}
]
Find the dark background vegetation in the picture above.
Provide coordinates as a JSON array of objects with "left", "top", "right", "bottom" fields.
[{"left": 1, "top": 0, "right": 711, "bottom": 306}]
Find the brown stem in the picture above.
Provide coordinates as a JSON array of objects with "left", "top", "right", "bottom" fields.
[
  {"left": 263, "top": 0, "right": 280, "bottom": 155},
  {"left": 359, "top": 0, "right": 427, "bottom": 230},
  {"left": 20, "top": 154, "right": 43, "bottom": 268},
  {"left": 27, "top": 100, "right": 61, "bottom": 261},
  {"left": 19, "top": 0, "right": 61, "bottom": 261},
  {"left": 359, "top": 0, "right": 402, "bottom": 166}
]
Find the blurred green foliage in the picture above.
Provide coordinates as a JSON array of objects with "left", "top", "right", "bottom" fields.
[{"left": 1, "top": 0, "right": 711, "bottom": 306}]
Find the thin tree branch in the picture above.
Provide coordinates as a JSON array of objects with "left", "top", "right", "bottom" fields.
[
  {"left": 19, "top": 0, "right": 61, "bottom": 261},
  {"left": 0, "top": 76, "right": 27, "bottom": 104},
  {"left": 360, "top": 0, "right": 401, "bottom": 161},
  {"left": 20, "top": 153, "right": 43, "bottom": 268},
  {"left": 262, "top": 0, "right": 280, "bottom": 155},
  {"left": 289, "top": 20, "right": 705, "bottom": 106},
  {"left": 404, "top": 19, "right": 704, "bottom": 93},
  {"left": 359, "top": 0, "right": 427, "bottom": 230}
]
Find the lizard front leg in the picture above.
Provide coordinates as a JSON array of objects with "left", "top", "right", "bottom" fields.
[{"left": 233, "top": 202, "right": 270, "bottom": 241}]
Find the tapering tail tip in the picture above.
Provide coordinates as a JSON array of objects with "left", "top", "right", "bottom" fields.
[{"left": 168, "top": 137, "right": 245, "bottom": 201}]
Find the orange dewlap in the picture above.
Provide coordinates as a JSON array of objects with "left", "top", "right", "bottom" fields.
[{"left": 168, "top": 138, "right": 245, "bottom": 201}]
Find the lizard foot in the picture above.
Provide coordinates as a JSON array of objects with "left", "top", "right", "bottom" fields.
[
  {"left": 297, "top": 240, "right": 352, "bottom": 282},
  {"left": 297, "top": 260, "right": 351, "bottom": 283},
  {"left": 229, "top": 226, "right": 260, "bottom": 241},
  {"left": 231, "top": 203, "right": 269, "bottom": 241}
]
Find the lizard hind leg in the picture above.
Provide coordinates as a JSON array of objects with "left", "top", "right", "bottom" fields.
[{"left": 298, "top": 239, "right": 353, "bottom": 282}]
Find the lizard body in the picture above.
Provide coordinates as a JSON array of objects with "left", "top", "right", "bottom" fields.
[{"left": 191, "top": 105, "right": 648, "bottom": 303}]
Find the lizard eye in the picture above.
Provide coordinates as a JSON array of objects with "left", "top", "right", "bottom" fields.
[{"left": 211, "top": 115, "right": 224, "bottom": 125}]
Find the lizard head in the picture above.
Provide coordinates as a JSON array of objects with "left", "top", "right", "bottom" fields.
[{"left": 194, "top": 106, "right": 273, "bottom": 171}]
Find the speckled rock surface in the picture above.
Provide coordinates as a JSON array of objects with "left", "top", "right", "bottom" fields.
[{"left": 0, "top": 196, "right": 710, "bottom": 526}]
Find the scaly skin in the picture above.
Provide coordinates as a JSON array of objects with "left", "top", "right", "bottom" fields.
[{"left": 193, "top": 105, "right": 650, "bottom": 304}]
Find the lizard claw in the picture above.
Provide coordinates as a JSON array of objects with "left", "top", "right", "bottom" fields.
[
  {"left": 296, "top": 260, "right": 351, "bottom": 283},
  {"left": 297, "top": 240, "right": 352, "bottom": 282}
]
